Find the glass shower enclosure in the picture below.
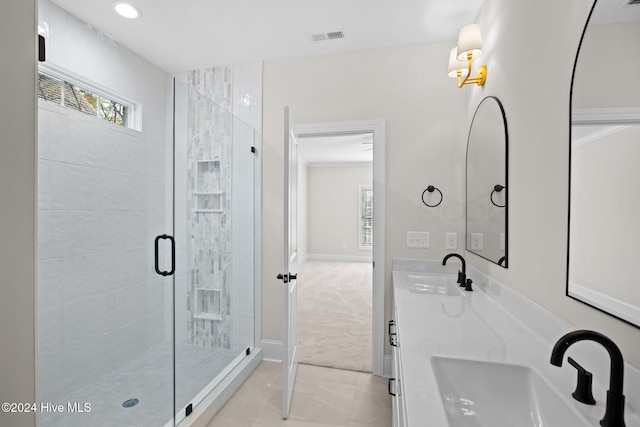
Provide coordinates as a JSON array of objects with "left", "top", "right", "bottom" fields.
[{"left": 37, "top": 72, "right": 257, "bottom": 425}]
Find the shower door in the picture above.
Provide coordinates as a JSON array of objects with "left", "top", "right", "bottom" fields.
[{"left": 37, "top": 82, "right": 176, "bottom": 426}]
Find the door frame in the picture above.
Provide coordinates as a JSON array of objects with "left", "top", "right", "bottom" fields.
[{"left": 295, "top": 119, "right": 386, "bottom": 376}]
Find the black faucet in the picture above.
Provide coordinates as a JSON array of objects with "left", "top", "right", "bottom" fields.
[
  {"left": 442, "top": 253, "right": 468, "bottom": 288},
  {"left": 550, "top": 330, "right": 626, "bottom": 427}
]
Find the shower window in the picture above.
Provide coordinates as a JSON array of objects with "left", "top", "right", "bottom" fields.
[{"left": 37, "top": 71, "right": 130, "bottom": 127}]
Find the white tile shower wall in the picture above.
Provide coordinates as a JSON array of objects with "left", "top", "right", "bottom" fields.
[
  {"left": 232, "top": 62, "right": 263, "bottom": 132},
  {"left": 37, "top": 0, "right": 170, "bottom": 402}
]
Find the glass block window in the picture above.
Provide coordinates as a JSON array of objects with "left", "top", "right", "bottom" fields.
[
  {"left": 38, "top": 71, "right": 130, "bottom": 127},
  {"left": 359, "top": 185, "right": 373, "bottom": 250}
]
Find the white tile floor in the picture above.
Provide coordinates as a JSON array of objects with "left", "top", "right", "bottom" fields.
[{"left": 207, "top": 362, "right": 392, "bottom": 427}]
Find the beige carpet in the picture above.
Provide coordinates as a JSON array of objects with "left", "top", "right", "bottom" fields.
[{"left": 297, "top": 261, "right": 373, "bottom": 372}]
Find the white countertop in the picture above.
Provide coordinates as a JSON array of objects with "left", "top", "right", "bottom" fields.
[{"left": 392, "top": 258, "right": 640, "bottom": 427}]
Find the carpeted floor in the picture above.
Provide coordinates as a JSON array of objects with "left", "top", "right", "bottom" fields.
[{"left": 297, "top": 261, "right": 373, "bottom": 372}]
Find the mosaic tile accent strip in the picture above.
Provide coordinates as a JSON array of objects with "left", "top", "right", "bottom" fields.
[{"left": 186, "top": 68, "right": 234, "bottom": 348}]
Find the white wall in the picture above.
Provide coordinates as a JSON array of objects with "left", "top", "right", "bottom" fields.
[
  {"left": 0, "top": 1, "right": 37, "bottom": 426},
  {"left": 262, "top": 43, "right": 467, "bottom": 344},
  {"left": 573, "top": 22, "right": 640, "bottom": 109},
  {"left": 306, "top": 165, "right": 373, "bottom": 258},
  {"left": 471, "top": 0, "right": 640, "bottom": 368}
]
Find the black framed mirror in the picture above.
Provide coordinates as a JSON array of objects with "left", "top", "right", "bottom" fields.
[
  {"left": 466, "top": 96, "right": 508, "bottom": 267},
  {"left": 568, "top": 0, "right": 640, "bottom": 327}
]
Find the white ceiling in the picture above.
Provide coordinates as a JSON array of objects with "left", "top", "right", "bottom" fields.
[
  {"left": 51, "top": 0, "right": 482, "bottom": 73},
  {"left": 298, "top": 133, "right": 373, "bottom": 166}
]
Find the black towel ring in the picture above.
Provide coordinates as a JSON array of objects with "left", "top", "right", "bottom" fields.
[
  {"left": 490, "top": 185, "right": 506, "bottom": 208},
  {"left": 422, "top": 185, "right": 443, "bottom": 207}
]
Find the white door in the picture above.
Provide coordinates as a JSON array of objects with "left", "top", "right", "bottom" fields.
[{"left": 279, "top": 106, "right": 299, "bottom": 419}]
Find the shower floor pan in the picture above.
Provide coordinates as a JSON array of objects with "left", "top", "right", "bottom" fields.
[{"left": 40, "top": 342, "right": 241, "bottom": 427}]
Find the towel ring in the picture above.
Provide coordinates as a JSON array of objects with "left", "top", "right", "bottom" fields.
[
  {"left": 422, "top": 185, "right": 443, "bottom": 207},
  {"left": 490, "top": 184, "right": 506, "bottom": 208}
]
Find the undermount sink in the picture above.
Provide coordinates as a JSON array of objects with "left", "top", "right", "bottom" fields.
[
  {"left": 406, "top": 274, "right": 462, "bottom": 296},
  {"left": 430, "top": 356, "right": 590, "bottom": 427}
]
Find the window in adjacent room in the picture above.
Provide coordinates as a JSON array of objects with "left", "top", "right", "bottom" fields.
[{"left": 359, "top": 184, "right": 373, "bottom": 250}]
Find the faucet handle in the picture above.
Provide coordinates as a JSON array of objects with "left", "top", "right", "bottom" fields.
[
  {"left": 568, "top": 357, "right": 596, "bottom": 405},
  {"left": 464, "top": 278, "right": 473, "bottom": 292},
  {"left": 456, "top": 270, "right": 463, "bottom": 284}
]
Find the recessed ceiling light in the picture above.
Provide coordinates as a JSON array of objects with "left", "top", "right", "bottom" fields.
[{"left": 112, "top": 2, "right": 142, "bottom": 19}]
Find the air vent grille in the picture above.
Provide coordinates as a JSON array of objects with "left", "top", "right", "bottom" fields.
[{"left": 308, "top": 30, "right": 345, "bottom": 43}]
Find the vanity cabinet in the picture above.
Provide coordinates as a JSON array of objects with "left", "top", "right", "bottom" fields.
[
  {"left": 390, "top": 259, "right": 640, "bottom": 427},
  {"left": 390, "top": 307, "right": 407, "bottom": 427}
]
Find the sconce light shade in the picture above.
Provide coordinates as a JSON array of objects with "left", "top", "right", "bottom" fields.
[
  {"left": 448, "top": 47, "right": 469, "bottom": 78},
  {"left": 457, "top": 24, "right": 484, "bottom": 60}
]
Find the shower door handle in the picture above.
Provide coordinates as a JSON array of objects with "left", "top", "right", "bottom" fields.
[{"left": 154, "top": 234, "right": 175, "bottom": 276}]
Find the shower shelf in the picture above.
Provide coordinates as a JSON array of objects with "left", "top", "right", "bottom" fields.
[
  {"left": 193, "top": 313, "right": 223, "bottom": 321},
  {"left": 194, "top": 158, "right": 224, "bottom": 214},
  {"left": 194, "top": 288, "right": 222, "bottom": 321},
  {"left": 193, "top": 191, "right": 225, "bottom": 213}
]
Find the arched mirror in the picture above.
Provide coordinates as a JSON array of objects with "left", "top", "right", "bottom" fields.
[
  {"left": 466, "top": 96, "right": 508, "bottom": 267},
  {"left": 569, "top": 0, "right": 640, "bottom": 327}
]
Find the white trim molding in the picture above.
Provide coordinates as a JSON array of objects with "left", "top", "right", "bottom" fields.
[
  {"left": 303, "top": 254, "right": 372, "bottom": 263},
  {"left": 260, "top": 339, "right": 283, "bottom": 362},
  {"left": 572, "top": 107, "right": 640, "bottom": 125},
  {"left": 568, "top": 282, "right": 640, "bottom": 327},
  {"left": 295, "top": 119, "right": 386, "bottom": 377}
]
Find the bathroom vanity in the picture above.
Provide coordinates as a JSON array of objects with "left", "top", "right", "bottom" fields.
[{"left": 390, "top": 258, "right": 640, "bottom": 427}]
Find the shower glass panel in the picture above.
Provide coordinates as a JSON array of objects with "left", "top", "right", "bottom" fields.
[
  {"left": 37, "top": 82, "right": 175, "bottom": 426},
  {"left": 173, "top": 79, "right": 256, "bottom": 423}
]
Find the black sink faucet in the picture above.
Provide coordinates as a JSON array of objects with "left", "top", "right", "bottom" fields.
[
  {"left": 442, "top": 253, "right": 466, "bottom": 287},
  {"left": 550, "top": 330, "right": 626, "bottom": 427}
]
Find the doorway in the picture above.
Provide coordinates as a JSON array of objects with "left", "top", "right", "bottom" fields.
[{"left": 295, "top": 120, "right": 386, "bottom": 376}]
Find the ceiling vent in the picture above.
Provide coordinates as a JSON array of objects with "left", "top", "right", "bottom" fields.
[{"left": 308, "top": 31, "right": 345, "bottom": 43}]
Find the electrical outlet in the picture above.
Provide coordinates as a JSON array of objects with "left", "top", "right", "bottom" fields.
[
  {"left": 406, "top": 231, "right": 430, "bottom": 248},
  {"left": 445, "top": 232, "right": 458, "bottom": 250},
  {"left": 470, "top": 233, "right": 483, "bottom": 250}
]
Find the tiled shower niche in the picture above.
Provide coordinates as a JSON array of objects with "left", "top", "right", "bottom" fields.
[{"left": 194, "top": 160, "right": 225, "bottom": 213}]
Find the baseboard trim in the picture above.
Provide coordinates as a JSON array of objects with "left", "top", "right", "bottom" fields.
[
  {"left": 304, "top": 254, "right": 373, "bottom": 263},
  {"left": 260, "top": 339, "right": 283, "bottom": 363}
]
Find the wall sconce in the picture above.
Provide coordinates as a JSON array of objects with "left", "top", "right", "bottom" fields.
[{"left": 448, "top": 24, "right": 487, "bottom": 88}]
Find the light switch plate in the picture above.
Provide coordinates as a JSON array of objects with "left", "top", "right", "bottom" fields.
[{"left": 407, "top": 231, "right": 430, "bottom": 248}]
